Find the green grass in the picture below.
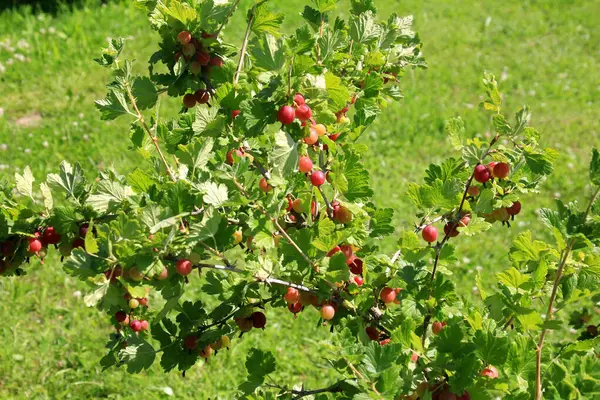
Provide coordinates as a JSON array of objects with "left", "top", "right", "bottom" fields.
[{"left": 0, "top": 0, "right": 599, "bottom": 398}]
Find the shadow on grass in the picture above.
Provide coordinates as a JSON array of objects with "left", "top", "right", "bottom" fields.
[{"left": 0, "top": 0, "right": 108, "bottom": 14}]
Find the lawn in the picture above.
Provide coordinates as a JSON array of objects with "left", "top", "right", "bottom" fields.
[{"left": 0, "top": 0, "right": 599, "bottom": 398}]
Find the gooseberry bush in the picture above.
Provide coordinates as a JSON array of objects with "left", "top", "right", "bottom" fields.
[{"left": 2, "top": 1, "right": 600, "bottom": 398}]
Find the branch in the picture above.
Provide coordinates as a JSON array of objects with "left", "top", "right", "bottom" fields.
[
  {"left": 124, "top": 82, "right": 177, "bottom": 182},
  {"left": 233, "top": 4, "right": 256, "bottom": 85},
  {"left": 291, "top": 381, "right": 345, "bottom": 400},
  {"left": 534, "top": 185, "right": 600, "bottom": 400},
  {"left": 215, "top": 0, "right": 241, "bottom": 37}
]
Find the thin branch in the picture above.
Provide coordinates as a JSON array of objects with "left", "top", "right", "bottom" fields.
[
  {"left": 215, "top": 0, "right": 241, "bottom": 37},
  {"left": 233, "top": 4, "right": 256, "bottom": 85},
  {"left": 291, "top": 381, "right": 345, "bottom": 399},
  {"left": 317, "top": 186, "right": 334, "bottom": 219},
  {"left": 124, "top": 82, "right": 176, "bottom": 182},
  {"left": 534, "top": 185, "right": 600, "bottom": 400}
]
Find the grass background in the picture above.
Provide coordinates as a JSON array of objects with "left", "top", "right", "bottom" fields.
[{"left": 0, "top": 0, "right": 599, "bottom": 398}]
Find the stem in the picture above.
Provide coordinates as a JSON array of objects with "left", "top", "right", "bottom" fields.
[
  {"left": 534, "top": 185, "right": 600, "bottom": 400},
  {"left": 317, "top": 186, "right": 334, "bottom": 219},
  {"left": 124, "top": 83, "right": 176, "bottom": 182},
  {"left": 233, "top": 4, "right": 256, "bottom": 85},
  {"left": 291, "top": 381, "right": 345, "bottom": 399},
  {"left": 215, "top": 0, "right": 241, "bottom": 37}
]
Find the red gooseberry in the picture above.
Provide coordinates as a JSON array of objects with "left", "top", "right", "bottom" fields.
[
  {"left": 176, "top": 259, "right": 193, "bottom": 276},
  {"left": 288, "top": 302, "right": 302, "bottom": 314},
  {"left": 284, "top": 287, "right": 300, "bottom": 304},
  {"left": 278, "top": 105, "right": 295, "bottom": 125},
  {"left": 183, "top": 94, "right": 196, "bottom": 108},
  {"left": 422, "top": 225, "right": 438, "bottom": 243},
  {"left": 354, "top": 275, "right": 363, "bottom": 286},
  {"left": 493, "top": 162, "right": 510, "bottom": 179},
  {"left": 251, "top": 311, "right": 267, "bottom": 329},
  {"left": 310, "top": 170, "right": 326, "bottom": 186},
  {"left": 320, "top": 304, "right": 335, "bottom": 320},
  {"left": 380, "top": 287, "right": 396, "bottom": 303},
  {"left": 507, "top": 200, "right": 521, "bottom": 216},
  {"left": 298, "top": 156, "right": 313, "bottom": 173},
  {"left": 293, "top": 93, "right": 305, "bottom": 106},
  {"left": 295, "top": 104, "right": 312, "bottom": 121},
  {"left": 177, "top": 31, "right": 192, "bottom": 45},
  {"left": 473, "top": 164, "right": 491, "bottom": 183},
  {"left": 258, "top": 178, "right": 272, "bottom": 193},
  {"left": 432, "top": 321, "right": 444, "bottom": 335}
]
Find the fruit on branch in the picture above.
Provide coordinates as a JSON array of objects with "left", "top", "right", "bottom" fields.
[
  {"left": 295, "top": 104, "right": 312, "bottom": 121},
  {"left": 128, "top": 267, "right": 144, "bottom": 282},
  {"left": 347, "top": 256, "right": 363, "bottom": 275},
  {"left": 226, "top": 148, "right": 244, "bottom": 165},
  {"left": 115, "top": 311, "right": 128, "bottom": 323},
  {"left": 177, "top": 31, "right": 192, "bottom": 45},
  {"left": 492, "top": 207, "right": 510, "bottom": 222},
  {"left": 493, "top": 162, "right": 510, "bottom": 179},
  {"left": 28, "top": 237, "right": 43, "bottom": 254},
  {"left": 138, "top": 297, "right": 149, "bottom": 307},
  {"left": 507, "top": 201, "right": 521, "bottom": 216},
  {"left": 211, "top": 335, "right": 230, "bottom": 350},
  {"left": 439, "top": 391, "right": 458, "bottom": 400},
  {"left": 182, "top": 43, "right": 196, "bottom": 57},
  {"left": 73, "top": 238, "right": 85, "bottom": 249},
  {"left": 299, "top": 292, "right": 317, "bottom": 307},
  {"left": 129, "top": 298, "right": 140, "bottom": 309},
  {"left": 304, "top": 128, "right": 319, "bottom": 145},
  {"left": 235, "top": 317, "right": 253, "bottom": 332},
  {"left": 251, "top": 311, "right": 267, "bottom": 329},
  {"left": 432, "top": 321, "right": 445, "bottom": 335},
  {"left": 340, "top": 244, "right": 353, "bottom": 259},
  {"left": 184, "top": 335, "right": 198, "bottom": 350},
  {"left": 209, "top": 56, "right": 223, "bottom": 67},
  {"left": 288, "top": 302, "right": 302, "bottom": 314},
  {"left": 354, "top": 275, "right": 363, "bottom": 286},
  {"left": 194, "top": 89, "right": 210, "bottom": 104},
  {"left": 189, "top": 61, "right": 202, "bottom": 74},
  {"left": 480, "top": 365, "right": 499, "bottom": 378},
  {"left": 366, "top": 326, "right": 380, "bottom": 341},
  {"left": 292, "top": 198, "right": 305, "bottom": 213},
  {"left": 130, "top": 320, "right": 143, "bottom": 332},
  {"left": 42, "top": 227, "right": 61, "bottom": 245},
  {"left": 199, "top": 345, "right": 213, "bottom": 359},
  {"left": 1, "top": 241, "right": 15, "bottom": 257},
  {"left": 231, "top": 109, "right": 240, "bottom": 118},
  {"left": 259, "top": 178, "right": 272, "bottom": 193},
  {"left": 314, "top": 124, "right": 327, "bottom": 136},
  {"left": 278, "top": 105, "right": 295, "bottom": 125},
  {"left": 298, "top": 156, "right": 313, "bottom": 173},
  {"left": 333, "top": 206, "right": 353, "bottom": 224},
  {"left": 232, "top": 230, "right": 243, "bottom": 244},
  {"left": 156, "top": 267, "right": 169, "bottom": 280},
  {"left": 104, "top": 266, "right": 122, "bottom": 283},
  {"left": 310, "top": 171, "right": 326, "bottom": 186},
  {"left": 293, "top": 93, "right": 305, "bottom": 106},
  {"left": 467, "top": 186, "right": 480, "bottom": 196},
  {"left": 176, "top": 259, "right": 193, "bottom": 276},
  {"left": 457, "top": 392, "right": 471, "bottom": 400},
  {"left": 328, "top": 132, "right": 341, "bottom": 141},
  {"left": 422, "top": 225, "right": 438, "bottom": 243},
  {"left": 183, "top": 94, "right": 196, "bottom": 108},
  {"left": 380, "top": 287, "right": 396, "bottom": 303},
  {"left": 327, "top": 246, "right": 341, "bottom": 257},
  {"left": 410, "top": 352, "right": 419, "bottom": 363},
  {"left": 473, "top": 164, "right": 491, "bottom": 183},
  {"left": 195, "top": 51, "right": 210, "bottom": 66},
  {"left": 320, "top": 304, "right": 336, "bottom": 320},
  {"left": 284, "top": 287, "right": 300, "bottom": 304}
]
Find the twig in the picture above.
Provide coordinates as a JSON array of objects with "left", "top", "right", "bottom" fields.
[
  {"left": 215, "top": 0, "right": 241, "bottom": 37},
  {"left": 291, "top": 381, "right": 345, "bottom": 399},
  {"left": 124, "top": 82, "right": 176, "bottom": 182},
  {"left": 534, "top": 185, "right": 600, "bottom": 400},
  {"left": 317, "top": 186, "right": 334, "bottom": 218},
  {"left": 233, "top": 4, "right": 256, "bottom": 85}
]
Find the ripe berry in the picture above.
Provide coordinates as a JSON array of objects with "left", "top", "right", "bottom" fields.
[
  {"left": 278, "top": 105, "right": 295, "bottom": 125},
  {"left": 444, "top": 222, "right": 459, "bottom": 238},
  {"left": 480, "top": 365, "right": 499, "bottom": 379},
  {"left": 493, "top": 162, "right": 510, "bottom": 179},
  {"left": 339, "top": 245, "right": 353, "bottom": 259},
  {"left": 293, "top": 93, "right": 305, "bottom": 106},
  {"left": 328, "top": 132, "right": 341, "bottom": 141},
  {"left": 298, "top": 156, "right": 313, "bottom": 173},
  {"left": 299, "top": 292, "right": 318, "bottom": 307},
  {"left": 366, "top": 327, "right": 379, "bottom": 341},
  {"left": 410, "top": 352, "right": 419, "bottom": 363},
  {"left": 432, "top": 321, "right": 444, "bottom": 335},
  {"left": 320, "top": 304, "right": 335, "bottom": 320},
  {"left": 129, "top": 320, "right": 143, "bottom": 332},
  {"left": 507, "top": 201, "right": 521, "bottom": 216},
  {"left": 183, "top": 94, "right": 196, "bottom": 108},
  {"left": 380, "top": 287, "right": 396, "bottom": 304},
  {"left": 379, "top": 338, "right": 391, "bottom": 346},
  {"left": 473, "top": 164, "right": 491, "bottom": 183},
  {"left": 439, "top": 391, "right": 458, "bottom": 400},
  {"left": 226, "top": 148, "right": 244, "bottom": 165},
  {"left": 284, "top": 287, "right": 300, "bottom": 303},
  {"left": 422, "top": 225, "right": 438, "bottom": 243},
  {"left": 333, "top": 206, "right": 353, "bottom": 224},
  {"left": 28, "top": 237, "right": 43, "bottom": 253},
  {"left": 288, "top": 302, "right": 302, "bottom": 314},
  {"left": 304, "top": 128, "right": 319, "bottom": 145},
  {"left": 138, "top": 297, "right": 149, "bottom": 307},
  {"left": 310, "top": 171, "right": 326, "bottom": 186},
  {"left": 235, "top": 317, "right": 253, "bottom": 332},
  {"left": 199, "top": 345, "right": 213, "bottom": 359},
  {"left": 586, "top": 325, "right": 598, "bottom": 336},
  {"left": 457, "top": 392, "right": 471, "bottom": 400},
  {"left": 314, "top": 124, "right": 327, "bottom": 136},
  {"left": 189, "top": 61, "right": 202, "bottom": 74},
  {"left": 258, "top": 177, "right": 272, "bottom": 193},
  {"left": 115, "top": 311, "right": 128, "bottom": 323},
  {"left": 201, "top": 31, "right": 215, "bottom": 39},
  {"left": 492, "top": 207, "right": 510, "bottom": 222},
  {"left": 209, "top": 56, "right": 223, "bottom": 67},
  {"left": 231, "top": 110, "right": 241, "bottom": 119},
  {"left": 182, "top": 43, "right": 196, "bottom": 57},
  {"left": 211, "top": 335, "right": 230, "bottom": 350},
  {"left": 72, "top": 238, "right": 85, "bottom": 249},
  {"left": 42, "top": 226, "right": 61, "bottom": 245},
  {"left": 354, "top": 275, "right": 364, "bottom": 286},
  {"left": 295, "top": 104, "right": 312, "bottom": 121},
  {"left": 250, "top": 311, "right": 267, "bottom": 329},
  {"left": 467, "top": 186, "right": 480, "bottom": 196},
  {"left": 195, "top": 89, "right": 210, "bottom": 104},
  {"left": 292, "top": 198, "right": 305, "bottom": 213},
  {"left": 176, "top": 259, "right": 193, "bottom": 276},
  {"left": 184, "top": 335, "right": 198, "bottom": 350},
  {"left": 327, "top": 246, "right": 341, "bottom": 257},
  {"left": 157, "top": 267, "right": 169, "bottom": 280},
  {"left": 177, "top": 31, "right": 192, "bottom": 45},
  {"left": 104, "top": 266, "right": 122, "bottom": 283},
  {"left": 347, "top": 256, "right": 363, "bottom": 275},
  {"left": 128, "top": 267, "right": 144, "bottom": 281}
]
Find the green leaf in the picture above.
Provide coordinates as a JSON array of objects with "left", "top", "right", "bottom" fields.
[
  {"left": 245, "top": 348, "right": 276, "bottom": 379},
  {"left": 435, "top": 323, "right": 464, "bottom": 354},
  {"left": 131, "top": 76, "right": 157, "bottom": 110},
  {"left": 270, "top": 130, "right": 299, "bottom": 178},
  {"left": 473, "top": 328, "right": 509, "bottom": 366},
  {"left": 473, "top": 188, "right": 495, "bottom": 214},
  {"left": 94, "top": 37, "right": 125, "bottom": 67},
  {"left": 95, "top": 88, "right": 131, "bottom": 120},
  {"left": 524, "top": 147, "right": 559, "bottom": 175},
  {"left": 127, "top": 169, "right": 154, "bottom": 193},
  {"left": 369, "top": 207, "right": 394, "bottom": 237},
  {"left": 40, "top": 182, "right": 53, "bottom": 210},
  {"left": 496, "top": 267, "right": 530, "bottom": 289},
  {"left": 47, "top": 161, "right": 87, "bottom": 202},
  {"left": 457, "top": 215, "right": 491, "bottom": 236},
  {"left": 311, "top": 217, "right": 339, "bottom": 251},
  {"left": 157, "top": 0, "right": 197, "bottom": 24},
  {"left": 252, "top": 4, "right": 284, "bottom": 36},
  {"left": 188, "top": 208, "right": 221, "bottom": 243},
  {"left": 87, "top": 180, "right": 134, "bottom": 213},
  {"left": 362, "top": 73, "right": 383, "bottom": 98},
  {"left": 118, "top": 336, "right": 156, "bottom": 373},
  {"left": 192, "top": 105, "right": 224, "bottom": 137},
  {"left": 349, "top": 11, "right": 381, "bottom": 45},
  {"left": 63, "top": 248, "right": 97, "bottom": 279},
  {"left": 317, "top": 29, "right": 345, "bottom": 62},
  {"left": 445, "top": 117, "right": 465, "bottom": 150},
  {"left": 84, "top": 282, "right": 109, "bottom": 307},
  {"left": 312, "top": 0, "right": 337, "bottom": 13},
  {"left": 323, "top": 252, "right": 351, "bottom": 283},
  {"left": 176, "top": 138, "right": 214, "bottom": 175},
  {"left": 509, "top": 231, "right": 551, "bottom": 267},
  {"left": 14, "top": 166, "right": 35, "bottom": 201},
  {"left": 249, "top": 34, "right": 285, "bottom": 71},
  {"left": 342, "top": 152, "right": 374, "bottom": 201},
  {"left": 590, "top": 148, "right": 600, "bottom": 186},
  {"left": 325, "top": 72, "right": 351, "bottom": 111},
  {"left": 202, "top": 182, "right": 228, "bottom": 208},
  {"left": 84, "top": 222, "right": 99, "bottom": 255},
  {"left": 362, "top": 341, "right": 401, "bottom": 375},
  {"left": 238, "top": 99, "right": 276, "bottom": 137},
  {"left": 350, "top": 0, "right": 376, "bottom": 14}
]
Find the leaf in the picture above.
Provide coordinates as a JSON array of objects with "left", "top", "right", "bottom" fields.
[
  {"left": 127, "top": 169, "right": 154, "bottom": 193},
  {"left": 63, "top": 248, "right": 97, "bottom": 279},
  {"left": 238, "top": 99, "right": 276, "bottom": 137},
  {"left": 188, "top": 208, "right": 221, "bottom": 243},
  {"left": 362, "top": 341, "right": 402, "bottom": 375},
  {"left": 245, "top": 348, "right": 276, "bottom": 379},
  {"left": 270, "top": 130, "right": 299, "bottom": 178},
  {"left": 325, "top": 72, "right": 350, "bottom": 111},
  {"left": 445, "top": 117, "right": 465, "bottom": 150},
  {"left": 84, "top": 222, "right": 99, "bottom": 255},
  {"left": 252, "top": 4, "right": 284, "bottom": 36},
  {"left": 590, "top": 148, "right": 600, "bottom": 186},
  {"left": 524, "top": 147, "right": 559, "bottom": 175},
  {"left": 323, "top": 252, "right": 351, "bottom": 283},
  {"left": 457, "top": 215, "right": 491, "bottom": 236},
  {"left": 192, "top": 105, "right": 224, "bottom": 137},
  {"left": 87, "top": 180, "right": 134, "bottom": 213},
  {"left": 95, "top": 88, "right": 131, "bottom": 120},
  {"left": 40, "top": 182, "right": 53, "bottom": 210},
  {"left": 118, "top": 336, "right": 156, "bottom": 373},
  {"left": 342, "top": 152, "right": 374, "bottom": 201},
  {"left": 472, "top": 189, "right": 495, "bottom": 214},
  {"left": 47, "top": 161, "right": 87, "bottom": 201},
  {"left": 509, "top": 231, "right": 551, "bottom": 267},
  {"left": 369, "top": 207, "right": 394, "bottom": 237},
  {"left": 84, "top": 282, "right": 109, "bottom": 307},
  {"left": 496, "top": 267, "right": 530, "bottom": 289},
  {"left": 473, "top": 328, "right": 509, "bottom": 366},
  {"left": 176, "top": 137, "right": 214, "bottom": 175},
  {"left": 317, "top": 28, "right": 345, "bottom": 63},
  {"left": 131, "top": 76, "right": 157, "bottom": 110},
  {"left": 14, "top": 166, "right": 35, "bottom": 200},
  {"left": 157, "top": 0, "right": 197, "bottom": 24},
  {"left": 202, "top": 182, "right": 228, "bottom": 208},
  {"left": 249, "top": 34, "right": 285, "bottom": 71},
  {"left": 349, "top": 11, "right": 381, "bottom": 45},
  {"left": 94, "top": 37, "right": 125, "bottom": 67}
]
